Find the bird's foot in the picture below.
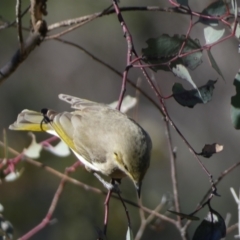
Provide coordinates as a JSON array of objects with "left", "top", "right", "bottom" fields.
[{"left": 93, "top": 173, "right": 120, "bottom": 193}]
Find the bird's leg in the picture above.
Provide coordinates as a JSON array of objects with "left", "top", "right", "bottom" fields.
[{"left": 93, "top": 173, "right": 120, "bottom": 193}]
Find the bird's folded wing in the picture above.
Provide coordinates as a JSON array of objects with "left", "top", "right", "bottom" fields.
[{"left": 59, "top": 94, "right": 109, "bottom": 111}]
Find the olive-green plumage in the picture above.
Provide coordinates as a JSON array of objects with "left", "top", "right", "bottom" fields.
[{"left": 9, "top": 94, "right": 152, "bottom": 196}]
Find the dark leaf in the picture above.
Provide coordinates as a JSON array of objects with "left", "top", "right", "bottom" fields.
[
  {"left": 200, "top": 143, "right": 224, "bottom": 158},
  {"left": 200, "top": 0, "right": 227, "bottom": 26},
  {"left": 231, "top": 70, "right": 240, "bottom": 129},
  {"left": 176, "top": 0, "right": 188, "bottom": 7},
  {"left": 192, "top": 209, "right": 226, "bottom": 240},
  {"left": 172, "top": 80, "right": 217, "bottom": 108},
  {"left": 168, "top": 210, "right": 199, "bottom": 220},
  {"left": 142, "top": 34, "right": 202, "bottom": 71}
]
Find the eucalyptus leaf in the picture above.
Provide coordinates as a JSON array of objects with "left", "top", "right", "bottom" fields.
[
  {"left": 142, "top": 34, "right": 202, "bottom": 71},
  {"left": 204, "top": 27, "right": 225, "bottom": 44},
  {"left": 207, "top": 50, "right": 225, "bottom": 81},
  {"left": 200, "top": 0, "right": 227, "bottom": 26},
  {"left": 172, "top": 64, "right": 200, "bottom": 96},
  {"left": 231, "top": 70, "right": 240, "bottom": 129},
  {"left": 192, "top": 209, "right": 226, "bottom": 240},
  {"left": 172, "top": 80, "right": 216, "bottom": 108},
  {"left": 126, "top": 226, "right": 134, "bottom": 240}
]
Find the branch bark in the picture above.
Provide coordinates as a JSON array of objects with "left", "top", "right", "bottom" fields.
[{"left": 0, "top": 0, "right": 47, "bottom": 85}]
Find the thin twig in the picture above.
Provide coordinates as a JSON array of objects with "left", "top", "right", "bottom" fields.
[
  {"left": 53, "top": 38, "right": 164, "bottom": 115},
  {"left": 18, "top": 162, "right": 81, "bottom": 240},
  {"left": 135, "top": 196, "right": 167, "bottom": 240},
  {"left": 117, "top": 191, "right": 132, "bottom": 229},
  {"left": 3, "top": 129, "right": 8, "bottom": 160},
  {"left": 230, "top": 187, "right": 240, "bottom": 238},
  {"left": 47, "top": 5, "right": 234, "bottom": 33},
  {"left": 103, "top": 189, "right": 112, "bottom": 236},
  {"left": 16, "top": 0, "right": 24, "bottom": 54},
  {"left": 0, "top": 5, "right": 30, "bottom": 30},
  {"left": 111, "top": 0, "right": 135, "bottom": 110},
  {"left": 200, "top": 161, "right": 240, "bottom": 206},
  {"left": 0, "top": 141, "right": 103, "bottom": 193},
  {"left": 227, "top": 223, "right": 238, "bottom": 234},
  {"left": 46, "top": 5, "right": 113, "bottom": 40},
  {"left": 165, "top": 121, "right": 182, "bottom": 223},
  {"left": 47, "top": 6, "right": 189, "bottom": 32}
]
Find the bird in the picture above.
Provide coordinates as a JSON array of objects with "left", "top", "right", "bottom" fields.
[{"left": 9, "top": 94, "right": 152, "bottom": 197}]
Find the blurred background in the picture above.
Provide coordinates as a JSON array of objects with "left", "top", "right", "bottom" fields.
[{"left": 0, "top": 0, "right": 240, "bottom": 239}]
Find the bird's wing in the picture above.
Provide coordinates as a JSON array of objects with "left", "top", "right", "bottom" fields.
[
  {"left": 59, "top": 94, "right": 109, "bottom": 111},
  {"left": 49, "top": 112, "right": 100, "bottom": 170},
  {"left": 71, "top": 114, "right": 107, "bottom": 164}
]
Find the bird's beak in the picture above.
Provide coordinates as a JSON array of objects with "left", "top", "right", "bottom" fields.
[{"left": 135, "top": 182, "right": 142, "bottom": 198}]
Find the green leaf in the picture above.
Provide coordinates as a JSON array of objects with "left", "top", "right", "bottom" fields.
[
  {"left": 231, "top": 70, "right": 240, "bottom": 129},
  {"left": 176, "top": 0, "right": 188, "bottom": 6},
  {"left": 172, "top": 64, "right": 201, "bottom": 97},
  {"left": 204, "top": 27, "right": 225, "bottom": 44},
  {"left": 126, "top": 226, "right": 134, "bottom": 240},
  {"left": 172, "top": 80, "right": 216, "bottom": 108},
  {"left": 168, "top": 210, "right": 199, "bottom": 220},
  {"left": 142, "top": 34, "right": 202, "bottom": 71},
  {"left": 192, "top": 209, "right": 226, "bottom": 240},
  {"left": 207, "top": 50, "right": 225, "bottom": 81},
  {"left": 200, "top": 0, "right": 227, "bottom": 26}
]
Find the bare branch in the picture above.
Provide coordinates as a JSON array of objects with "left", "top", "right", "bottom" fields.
[
  {"left": 47, "top": 6, "right": 185, "bottom": 32},
  {"left": 0, "top": 5, "right": 30, "bottom": 30},
  {"left": 46, "top": 4, "right": 112, "bottom": 40},
  {"left": 0, "top": 0, "right": 47, "bottom": 85},
  {"left": 227, "top": 223, "right": 238, "bottom": 234},
  {"left": 18, "top": 162, "right": 81, "bottom": 240},
  {"left": 15, "top": 0, "right": 24, "bottom": 54},
  {"left": 135, "top": 196, "right": 167, "bottom": 240}
]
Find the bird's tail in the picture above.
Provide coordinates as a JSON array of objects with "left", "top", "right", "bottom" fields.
[{"left": 9, "top": 110, "right": 50, "bottom": 132}]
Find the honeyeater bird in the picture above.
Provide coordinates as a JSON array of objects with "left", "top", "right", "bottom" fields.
[{"left": 9, "top": 94, "right": 152, "bottom": 197}]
